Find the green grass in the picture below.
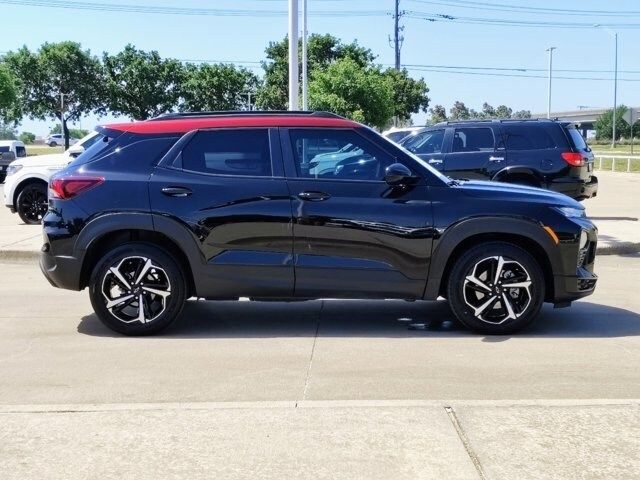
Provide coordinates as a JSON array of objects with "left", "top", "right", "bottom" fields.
[
  {"left": 590, "top": 144, "right": 640, "bottom": 155},
  {"left": 593, "top": 157, "right": 640, "bottom": 172},
  {"left": 26, "top": 145, "right": 64, "bottom": 156}
]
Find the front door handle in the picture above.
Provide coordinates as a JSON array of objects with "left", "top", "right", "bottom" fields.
[
  {"left": 161, "top": 186, "right": 192, "bottom": 197},
  {"left": 428, "top": 158, "right": 443, "bottom": 165},
  {"left": 297, "top": 191, "right": 331, "bottom": 202},
  {"left": 489, "top": 156, "right": 504, "bottom": 162}
]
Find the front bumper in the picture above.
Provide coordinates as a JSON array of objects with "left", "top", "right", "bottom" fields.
[{"left": 552, "top": 223, "right": 598, "bottom": 304}]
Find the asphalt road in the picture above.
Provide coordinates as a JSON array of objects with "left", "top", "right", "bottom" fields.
[{"left": 1, "top": 255, "right": 639, "bottom": 479}]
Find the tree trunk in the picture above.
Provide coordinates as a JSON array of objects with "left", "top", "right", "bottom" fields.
[{"left": 63, "top": 118, "right": 70, "bottom": 150}]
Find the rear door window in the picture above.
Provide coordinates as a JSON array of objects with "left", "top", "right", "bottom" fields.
[
  {"left": 182, "top": 129, "right": 272, "bottom": 177},
  {"left": 504, "top": 125, "right": 556, "bottom": 150},
  {"left": 452, "top": 128, "right": 495, "bottom": 152}
]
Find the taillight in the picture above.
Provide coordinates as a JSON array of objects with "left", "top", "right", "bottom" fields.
[
  {"left": 561, "top": 152, "right": 585, "bottom": 167},
  {"left": 50, "top": 176, "right": 104, "bottom": 199}
]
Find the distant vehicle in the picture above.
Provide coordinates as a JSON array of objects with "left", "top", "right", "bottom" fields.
[
  {"left": 40, "top": 111, "right": 597, "bottom": 336},
  {"left": 0, "top": 140, "right": 27, "bottom": 182},
  {"left": 45, "top": 134, "right": 79, "bottom": 147},
  {"left": 382, "top": 126, "right": 424, "bottom": 144},
  {"left": 400, "top": 119, "right": 598, "bottom": 201},
  {"left": 307, "top": 143, "right": 364, "bottom": 176},
  {"left": 3, "top": 131, "right": 103, "bottom": 224}
]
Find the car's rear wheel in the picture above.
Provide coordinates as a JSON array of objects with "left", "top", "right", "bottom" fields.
[
  {"left": 16, "top": 182, "right": 48, "bottom": 224},
  {"left": 447, "top": 242, "right": 544, "bottom": 334},
  {"left": 49, "top": 141, "right": 57, "bottom": 147},
  {"left": 89, "top": 243, "right": 187, "bottom": 336}
]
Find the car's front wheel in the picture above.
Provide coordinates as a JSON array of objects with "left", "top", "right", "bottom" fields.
[
  {"left": 447, "top": 242, "right": 545, "bottom": 334},
  {"left": 89, "top": 243, "right": 187, "bottom": 335},
  {"left": 16, "top": 182, "right": 48, "bottom": 224}
]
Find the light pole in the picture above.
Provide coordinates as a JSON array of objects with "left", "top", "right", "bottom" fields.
[
  {"left": 546, "top": 47, "right": 556, "bottom": 119},
  {"left": 301, "top": 0, "right": 308, "bottom": 110},
  {"left": 288, "top": 0, "right": 299, "bottom": 111},
  {"left": 595, "top": 25, "right": 618, "bottom": 148}
]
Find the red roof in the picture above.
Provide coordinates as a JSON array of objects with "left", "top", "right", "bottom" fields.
[{"left": 104, "top": 114, "right": 359, "bottom": 134}]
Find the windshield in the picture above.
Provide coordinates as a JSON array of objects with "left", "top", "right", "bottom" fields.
[{"left": 386, "top": 131, "right": 411, "bottom": 143}]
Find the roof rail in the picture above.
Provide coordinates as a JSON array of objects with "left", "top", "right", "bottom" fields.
[
  {"left": 432, "top": 118, "right": 556, "bottom": 127},
  {"left": 148, "top": 110, "right": 344, "bottom": 121}
]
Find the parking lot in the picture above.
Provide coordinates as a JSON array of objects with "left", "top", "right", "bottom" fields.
[{"left": 1, "top": 176, "right": 639, "bottom": 479}]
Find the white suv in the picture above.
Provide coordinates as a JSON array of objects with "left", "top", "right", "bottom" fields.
[
  {"left": 3, "top": 131, "right": 103, "bottom": 224},
  {"left": 44, "top": 134, "right": 79, "bottom": 147}
]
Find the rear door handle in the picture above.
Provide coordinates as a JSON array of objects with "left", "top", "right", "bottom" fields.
[
  {"left": 161, "top": 186, "right": 192, "bottom": 197},
  {"left": 297, "top": 191, "right": 331, "bottom": 202},
  {"left": 489, "top": 156, "right": 504, "bottom": 162}
]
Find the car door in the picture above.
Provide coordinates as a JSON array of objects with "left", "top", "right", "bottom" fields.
[
  {"left": 444, "top": 126, "right": 504, "bottom": 180},
  {"left": 149, "top": 128, "right": 294, "bottom": 298},
  {"left": 280, "top": 127, "right": 434, "bottom": 299},
  {"left": 402, "top": 129, "right": 447, "bottom": 172}
]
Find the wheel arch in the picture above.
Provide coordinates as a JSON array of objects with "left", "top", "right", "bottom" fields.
[
  {"left": 11, "top": 175, "right": 49, "bottom": 208},
  {"left": 424, "top": 217, "right": 560, "bottom": 302},
  {"left": 491, "top": 167, "right": 544, "bottom": 186},
  {"left": 76, "top": 213, "right": 204, "bottom": 297}
]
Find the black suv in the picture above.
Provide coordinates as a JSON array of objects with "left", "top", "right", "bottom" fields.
[
  {"left": 41, "top": 112, "right": 598, "bottom": 336},
  {"left": 400, "top": 119, "right": 598, "bottom": 200}
]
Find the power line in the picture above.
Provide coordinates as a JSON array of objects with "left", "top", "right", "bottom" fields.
[
  {"left": 0, "top": 0, "right": 387, "bottom": 16},
  {"left": 408, "top": 0, "right": 640, "bottom": 17},
  {"left": 406, "top": 11, "right": 640, "bottom": 29},
  {"left": 405, "top": 66, "right": 640, "bottom": 82}
]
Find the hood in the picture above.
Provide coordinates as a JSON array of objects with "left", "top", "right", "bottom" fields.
[
  {"left": 456, "top": 179, "right": 582, "bottom": 209},
  {"left": 11, "top": 152, "right": 71, "bottom": 168}
]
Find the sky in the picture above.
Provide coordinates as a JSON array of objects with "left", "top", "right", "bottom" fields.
[{"left": 2, "top": 0, "right": 639, "bottom": 136}]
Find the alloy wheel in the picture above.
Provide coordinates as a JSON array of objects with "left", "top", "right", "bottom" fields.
[
  {"left": 19, "top": 187, "right": 48, "bottom": 223},
  {"left": 101, "top": 256, "right": 172, "bottom": 324},
  {"left": 462, "top": 255, "right": 533, "bottom": 324}
]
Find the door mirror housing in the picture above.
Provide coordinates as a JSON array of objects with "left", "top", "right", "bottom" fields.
[
  {"left": 67, "top": 144, "right": 85, "bottom": 157},
  {"left": 384, "top": 163, "right": 417, "bottom": 186}
]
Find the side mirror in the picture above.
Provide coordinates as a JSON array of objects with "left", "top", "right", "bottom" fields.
[
  {"left": 67, "top": 144, "right": 85, "bottom": 157},
  {"left": 384, "top": 163, "right": 417, "bottom": 186},
  {"left": 1, "top": 152, "right": 16, "bottom": 162}
]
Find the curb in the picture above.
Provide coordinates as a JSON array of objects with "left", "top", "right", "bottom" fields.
[
  {"left": 1, "top": 243, "right": 639, "bottom": 263},
  {"left": 0, "top": 250, "right": 40, "bottom": 262}
]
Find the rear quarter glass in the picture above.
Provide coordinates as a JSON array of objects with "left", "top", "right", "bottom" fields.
[{"left": 565, "top": 126, "right": 590, "bottom": 152}]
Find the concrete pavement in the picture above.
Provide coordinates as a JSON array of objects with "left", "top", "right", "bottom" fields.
[{"left": 1, "top": 254, "right": 639, "bottom": 478}]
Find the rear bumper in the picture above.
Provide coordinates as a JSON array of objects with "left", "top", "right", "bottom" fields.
[
  {"left": 40, "top": 248, "right": 83, "bottom": 291},
  {"left": 549, "top": 175, "right": 598, "bottom": 200}
]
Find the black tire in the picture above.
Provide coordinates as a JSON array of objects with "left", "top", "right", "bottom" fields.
[
  {"left": 505, "top": 175, "right": 540, "bottom": 188},
  {"left": 89, "top": 242, "right": 187, "bottom": 336},
  {"left": 16, "top": 182, "right": 48, "bottom": 224},
  {"left": 49, "top": 141, "right": 57, "bottom": 147},
  {"left": 0, "top": 174, "right": 5, "bottom": 184},
  {"left": 447, "top": 242, "right": 545, "bottom": 335}
]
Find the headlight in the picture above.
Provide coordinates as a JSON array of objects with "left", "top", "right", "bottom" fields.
[
  {"left": 552, "top": 206, "right": 586, "bottom": 218},
  {"left": 579, "top": 230, "right": 588, "bottom": 249},
  {"left": 6, "top": 164, "right": 23, "bottom": 176}
]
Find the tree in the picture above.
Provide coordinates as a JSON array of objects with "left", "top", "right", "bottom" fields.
[
  {"left": 495, "top": 105, "right": 513, "bottom": 119},
  {"left": 309, "top": 57, "right": 394, "bottom": 128},
  {"left": 428, "top": 104, "right": 447, "bottom": 124},
  {"left": 595, "top": 105, "right": 633, "bottom": 140},
  {"left": 383, "top": 68, "right": 430, "bottom": 123},
  {"left": 449, "top": 101, "right": 470, "bottom": 120},
  {"left": 512, "top": 110, "right": 532, "bottom": 119},
  {"left": 103, "top": 45, "right": 184, "bottom": 120},
  {"left": 257, "top": 34, "right": 375, "bottom": 110},
  {"left": 0, "top": 63, "right": 19, "bottom": 124},
  {"left": 0, "top": 123, "right": 17, "bottom": 140},
  {"left": 4, "top": 42, "right": 104, "bottom": 149},
  {"left": 180, "top": 63, "right": 259, "bottom": 112},
  {"left": 18, "top": 131, "right": 35, "bottom": 144}
]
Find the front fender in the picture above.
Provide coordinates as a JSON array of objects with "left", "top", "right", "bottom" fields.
[{"left": 423, "top": 216, "right": 561, "bottom": 300}]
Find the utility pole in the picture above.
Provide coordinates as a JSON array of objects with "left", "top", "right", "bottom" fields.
[
  {"left": 546, "top": 47, "right": 556, "bottom": 119},
  {"left": 60, "top": 92, "right": 65, "bottom": 139},
  {"left": 288, "top": 0, "right": 299, "bottom": 111},
  {"left": 612, "top": 32, "right": 618, "bottom": 148},
  {"left": 393, "top": 0, "right": 403, "bottom": 71},
  {"left": 301, "top": 0, "right": 308, "bottom": 110}
]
